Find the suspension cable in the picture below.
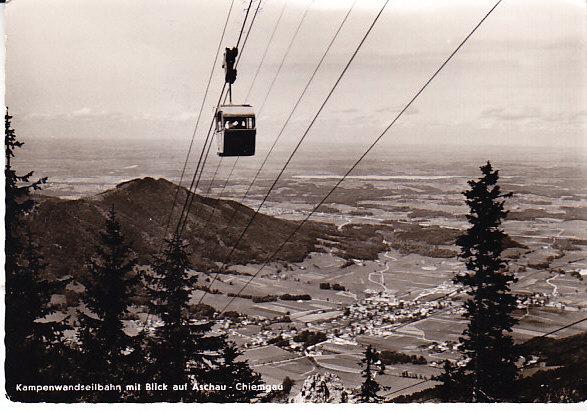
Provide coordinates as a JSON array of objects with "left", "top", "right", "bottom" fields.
[
  {"left": 384, "top": 316, "right": 587, "bottom": 399},
  {"left": 140, "top": 0, "right": 250, "bottom": 330},
  {"left": 198, "top": 0, "right": 357, "bottom": 303},
  {"left": 228, "top": 0, "right": 357, "bottom": 233},
  {"left": 257, "top": 0, "right": 315, "bottom": 115},
  {"left": 162, "top": 0, "right": 236, "bottom": 241},
  {"left": 200, "top": 156, "right": 240, "bottom": 235},
  {"left": 197, "top": 0, "right": 312, "bottom": 228},
  {"left": 244, "top": 0, "right": 288, "bottom": 102},
  {"left": 178, "top": 0, "right": 268, "bottom": 229},
  {"left": 196, "top": 0, "right": 313, "bottom": 239},
  {"left": 238, "top": 0, "right": 264, "bottom": 64},
  {"left": 219, "top": 0, "right": 504, "bottom": 313},
  {"left": 173, "top": 0, "right": 256, "bottom": 236},
  {"left": 202, "top": 0, "right": 394, "bottom": 306}
]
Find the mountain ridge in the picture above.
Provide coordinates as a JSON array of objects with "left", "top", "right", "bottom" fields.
[{"left": 30, "top": 177, "right": 337, "bottom": 278}]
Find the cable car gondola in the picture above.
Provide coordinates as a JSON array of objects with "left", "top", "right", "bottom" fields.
[
  {"left": 215, "top": 46, "right": 256, "bottom": 157},
  {"left": 215, "top": 104, "right": 256, "bottom": 157}
]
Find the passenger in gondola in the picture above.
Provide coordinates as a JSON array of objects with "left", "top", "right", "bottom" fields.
[{"left": 224, "top": 119, "right": 246, "bottom": 129}]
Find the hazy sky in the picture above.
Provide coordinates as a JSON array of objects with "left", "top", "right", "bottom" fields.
[{"left": 4, "top": 0, "right": 586, "bottom": 150}]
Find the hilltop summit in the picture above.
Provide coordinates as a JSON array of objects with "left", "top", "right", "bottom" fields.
[{"left": 30, "top": 177, "right": 327, "bottom": 277}]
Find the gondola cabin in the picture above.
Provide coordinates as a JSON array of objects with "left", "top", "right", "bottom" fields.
[{"left": 215, "top": 104, "right": 256, "bottom": 157}]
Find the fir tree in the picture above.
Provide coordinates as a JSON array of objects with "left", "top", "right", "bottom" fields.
[
  {"left": 282, "top": 376, "right": 295, "bottom": 395},
  {"left": 205, "top": 334, "right": 264, "bottom": 402},
  {"left": 434, "top": 360, "right": 466, "bottom": 402},
  {"left": 144, "top": 234, "right": 219, "bottom": 401},
  {"left": 76, "top": 205, "right": 140, "bottom": 400},
  {"left": 4, "top": 110, "right": 61, "bottom": 400},
  {"left": 5, "top": 111, "right": 46, "bottom": 254},
  {"left": 450, "top": 161, "right": 518, "bottom": 401},
  {"left": 356, "top": 345, "right": 385, "bottom": 403},
  {"left": 10, "top": 228, "right": 74, "bottom": 401}
]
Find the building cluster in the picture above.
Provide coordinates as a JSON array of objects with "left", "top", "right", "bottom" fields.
[
  {"left": 341, "top": 293, "right": 462, "bottom": 338},
  {"left": 516, "top": 292, "right": 550, "bottom": 309},
  {"left": 217, "top": 287, "right": 469, "bottom": 352}
]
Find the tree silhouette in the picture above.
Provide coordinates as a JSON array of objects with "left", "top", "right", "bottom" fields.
[
  {"left": 5, "top": 111, "right": 46, "bottom": 251},
  {"left": 4, "top": 110, "right": 62, "bottom": 401},
  {"left": 76, "top": 205, "right": 140, "bottom": 401},
  {"left": 434, "top": 360, "right": 466, "bottom": 402},
  {"left": 450, "top": 161, "right": 518, "bottom": 401},
  {"left": 205, "top": 334, "right": 264, "bottom": 402},
  {"left": 144, "top": 234, "right": 220, "bottom": 401},
  {"left": 356, "top": 345, "right": 385, "bottom": 403}
]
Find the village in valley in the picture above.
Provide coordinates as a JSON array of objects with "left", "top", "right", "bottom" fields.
[
  {"left": 5, "top": 0, "right": 585, "bottom": 403},
  {"left": 127, "top": 163, "right": 585, "bottom": 399}
]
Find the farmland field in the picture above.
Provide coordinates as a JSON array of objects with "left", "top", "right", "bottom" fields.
[{"left": 16, "top": 139, "right": 587, "bottom": 399}]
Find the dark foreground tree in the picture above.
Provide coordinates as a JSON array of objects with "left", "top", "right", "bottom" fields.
[
  {"left": 205, "top": 334, "right": 265, "bottom": 402},
  {"left": 4, "top": 110, "right": 66, "bottom": 400},
  {"left": 76, "top": 205, "right": 140, "bottom": 401},
  {"left": 434, "top": 360, "right": 465, "bottom": 402},
  {"left": 356, "top": 345, "right": 385, "bottom": 403},
  {"left": 145, "top": 234, "right": 221, "bottom": 401},
  {"left": 446, "top": 161, "right": 518, "bottom": 401},
  {"left": 5, "top": 111, "right": 46, "bottom": 268}
]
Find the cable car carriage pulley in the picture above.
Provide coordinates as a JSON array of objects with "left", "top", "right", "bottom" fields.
[{"left": 215, "top": 46, "right": 256, "bottom": 157}]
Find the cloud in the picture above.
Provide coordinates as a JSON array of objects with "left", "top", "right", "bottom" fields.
[
  {"left": 71, "top": 107, "right": 92, "bottom": 117},
  {"left": 480, "top": 107, "right": 587, "bottom": 129},
  {"left": 23, "top": 108, "right": 199, "bottom": 123},
  {"left": 480, "top": 107, "right": 542, "bottom": 122},
  {"left": 25, "top": 107, "right": 112, "bottom": 120}
]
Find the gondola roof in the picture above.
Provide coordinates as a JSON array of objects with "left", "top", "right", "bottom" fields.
[{"left": 217, "top": 104, "right": 255, "bottom": 117}]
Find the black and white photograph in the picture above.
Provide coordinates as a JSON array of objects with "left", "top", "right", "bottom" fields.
[{"left": 2, "top": 0, "right": 586, "bottom": 404}]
